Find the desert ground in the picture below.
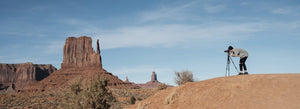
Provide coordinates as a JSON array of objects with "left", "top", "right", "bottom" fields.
[
  {"left": 1, "top": 73, "right": 299, "bottom": 109},
  {"left": 126, "top": 73, "right": 300, "bottom": 109}
]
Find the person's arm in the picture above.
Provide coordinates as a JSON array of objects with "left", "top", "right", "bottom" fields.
[{"left": 230, "top": 53, "right": 238, "bottom": 57}]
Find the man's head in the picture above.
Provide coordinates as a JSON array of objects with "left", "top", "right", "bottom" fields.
[{"left": 228, "top": 46, "right": 234, "bottom": 52}]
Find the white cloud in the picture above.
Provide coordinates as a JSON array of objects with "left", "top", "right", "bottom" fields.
[
  {"left": 271, "top": 8, "right": 292, "bottom": 14},
  {"left": 139, "top": 1, "right": 228, "bottom": 22},
  {"left": 109, "top": 65, "right": 175, "bottom": 84},
  {"left": 62, "top": 18, "right": 91, "bottom": 27},
  {"left": 1, "top": 31, "right": 48, "bottom": 38},
  {"left": 44, "top": 41, "right": 64, "bottom": 54},
  {"left": 0, "top": 57, "right": 39, "bottom": 64},
  {"left": 139, "top": 1, "right": 198, "bottom": 22},
  {"left": 0, "top": 56, "right": 5, "bottom": 62},
  {"left": 59, "top": 1, "right": 299, "bottom": 50},
  {"left": 88, "top": 1, "right": 263, "bottom": 49},
  {"left": 28, "top": 6, "right": 49, "bottom": 14},
  {"left": 203, "top": 5, "right": 227, "bottom": 13},
  {"left": 95, "top": 22, "right": 263, "bottom": 49},
  {"left": 240, "top": 2, "right": 250, "bottom": 5},
  {"left": 110, "top": 65, "right": 173, "bottom": 75}
]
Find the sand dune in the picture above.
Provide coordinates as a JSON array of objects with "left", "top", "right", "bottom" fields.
[{"left": 127, "top": 73, "right": 300, "bottom": 109}]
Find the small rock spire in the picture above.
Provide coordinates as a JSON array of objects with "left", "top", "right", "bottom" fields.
[
  {"left": 97, "top": 39, "right": 102, "bottom": 68},
  {"left": 125, "top": 76, "right": 129, "bottom": 82},
  {"left": 97, "top": 39, "right": 100, "bottom": 54},
  {"left": 151, "top": 71, "right": 157, "bottom": 81}
]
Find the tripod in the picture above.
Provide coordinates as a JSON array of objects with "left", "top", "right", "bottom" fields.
[{"left": 225, "top": 53, "right": 239, "bottom": 76}]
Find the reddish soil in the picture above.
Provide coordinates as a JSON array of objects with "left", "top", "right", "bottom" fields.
[{"left": 126, "top": 73, "right": 300, "bottom": 109}]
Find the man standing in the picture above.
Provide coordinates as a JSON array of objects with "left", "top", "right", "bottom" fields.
[{"left": 227, "top": 46, "right": 249, "bottom": 75}]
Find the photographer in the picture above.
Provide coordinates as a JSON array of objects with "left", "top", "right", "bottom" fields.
[{"left": 225, "top": 46, "right": 249, "bottom": 75}]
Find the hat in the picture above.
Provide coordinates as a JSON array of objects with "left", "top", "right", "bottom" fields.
[{"left": 228, "top": 46, "right": 233, "bottom": 50}]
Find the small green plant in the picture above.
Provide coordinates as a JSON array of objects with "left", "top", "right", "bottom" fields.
[
  {"left": 157, "top": 83, "right": 168, "bottom": 90},
  {"left": 130, "top": 96, "right": 136, "bottom": 104},
  {"left": 174, "top": 70, "right": 194, "bottom": 85}
]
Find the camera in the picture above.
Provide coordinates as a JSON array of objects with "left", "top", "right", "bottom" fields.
[{"left": 224, "top": 50, "right": 229, "bottom": 53}]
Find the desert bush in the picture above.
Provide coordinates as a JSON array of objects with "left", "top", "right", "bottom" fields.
[
  {"left": 130, "top": 96, "right": 136, "bottom": 104},
  {"left": 156, "top": 83, "right": 168, "bottom": 90},
  {"left": 73, "top": 76, "right": 115, "bottom": 109},
  {"left": 137, "top": 97, "right": 143, "bottom": 101},
  {"left": 70, "top": 82, "right": 81, "bottom": 95},
  {"left": 174, "top": 70, "right": 194, "bottom": 85}
]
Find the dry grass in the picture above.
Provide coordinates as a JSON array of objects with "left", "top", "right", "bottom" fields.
[
  {"left": 164, "top": 88, "right": 178, "bottom": 105},
  {"left": 174, "top": 70, "right": 194, "bottom": 85},
  {"left": 156, "top": 83, "right": 168, "bottom": 91}
]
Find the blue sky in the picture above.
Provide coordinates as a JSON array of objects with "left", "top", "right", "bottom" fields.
[{"left": 0, "top": 0, "right": 300, "bottom": 85}]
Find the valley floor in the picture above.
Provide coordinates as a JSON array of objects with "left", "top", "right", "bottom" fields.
[{"left": 0, "top": 88, "right": 157, "bottom": 109}]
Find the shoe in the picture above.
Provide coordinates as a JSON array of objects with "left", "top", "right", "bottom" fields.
[
  {"left": 244, "top": 72, "right": 248, "bottom": 75},
  {"left": 238, "top": 73, "right": 244, "bottom": 75}
]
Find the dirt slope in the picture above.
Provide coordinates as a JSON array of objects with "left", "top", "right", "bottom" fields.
[{"left": 126, "top": 73, "right": 300, "bottom": 109}]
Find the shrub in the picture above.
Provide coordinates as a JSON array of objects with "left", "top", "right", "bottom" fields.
[
  {"left": 156, "top": 83, "right": 168, "bottom": 90},
  {"left": 130, "top": 96, "right": 136, "bottom": 104},
  {"left": 137, "top": 97, "right": 143, "bottom": 101},
  {"left": 174, "top": 70, "right": 194, "bottom": 85},
  {"left": 70, "top": 82, "right": 81, "bottom": 95},
  {"left": 73, "top": 76, "right": 115, "bottom": 109}
]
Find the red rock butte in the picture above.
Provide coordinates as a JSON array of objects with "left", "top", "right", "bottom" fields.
[
  {"left": 22, "top": 36, "right": 139, "bottom": 92},
  {"left": 61, "top": 36, "right": 102, "bottom": 69}
]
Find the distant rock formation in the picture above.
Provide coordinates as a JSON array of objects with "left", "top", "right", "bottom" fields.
[
  {"left": 125, "top": 77, "right": 129, "bottom": 83},
  {"left": 22, "top": 36, "right": 139, "bottom": 92},
  {"left": 151, "top": 71, "right": 158, "bottom": 82},
  {"left": 137, "top": 72, "right": 161, "bottom": 88},
  {"left": 0, "top": 62, "right": 56, "bottom": 91}
]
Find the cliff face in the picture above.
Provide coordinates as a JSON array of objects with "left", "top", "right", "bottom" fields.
[
  {"left": 0, "top": 62, "right": 56, "bottom": 90},
  {"left": 61, "top": 36, "right": 102, "bottom": 69},
  {"left": 0, "top": 63, "right": 56, "bottom": 83}
]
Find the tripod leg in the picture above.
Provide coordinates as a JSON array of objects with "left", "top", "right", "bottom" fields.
[
  {"left": 225, "top": 55, "right": 230, "bottom": 76},
  {"left": 229, "top": 56, "right": 239, "bottom": 74},
  {"left": 227, "top": 65, "right": 230, "bottom": 76}
]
